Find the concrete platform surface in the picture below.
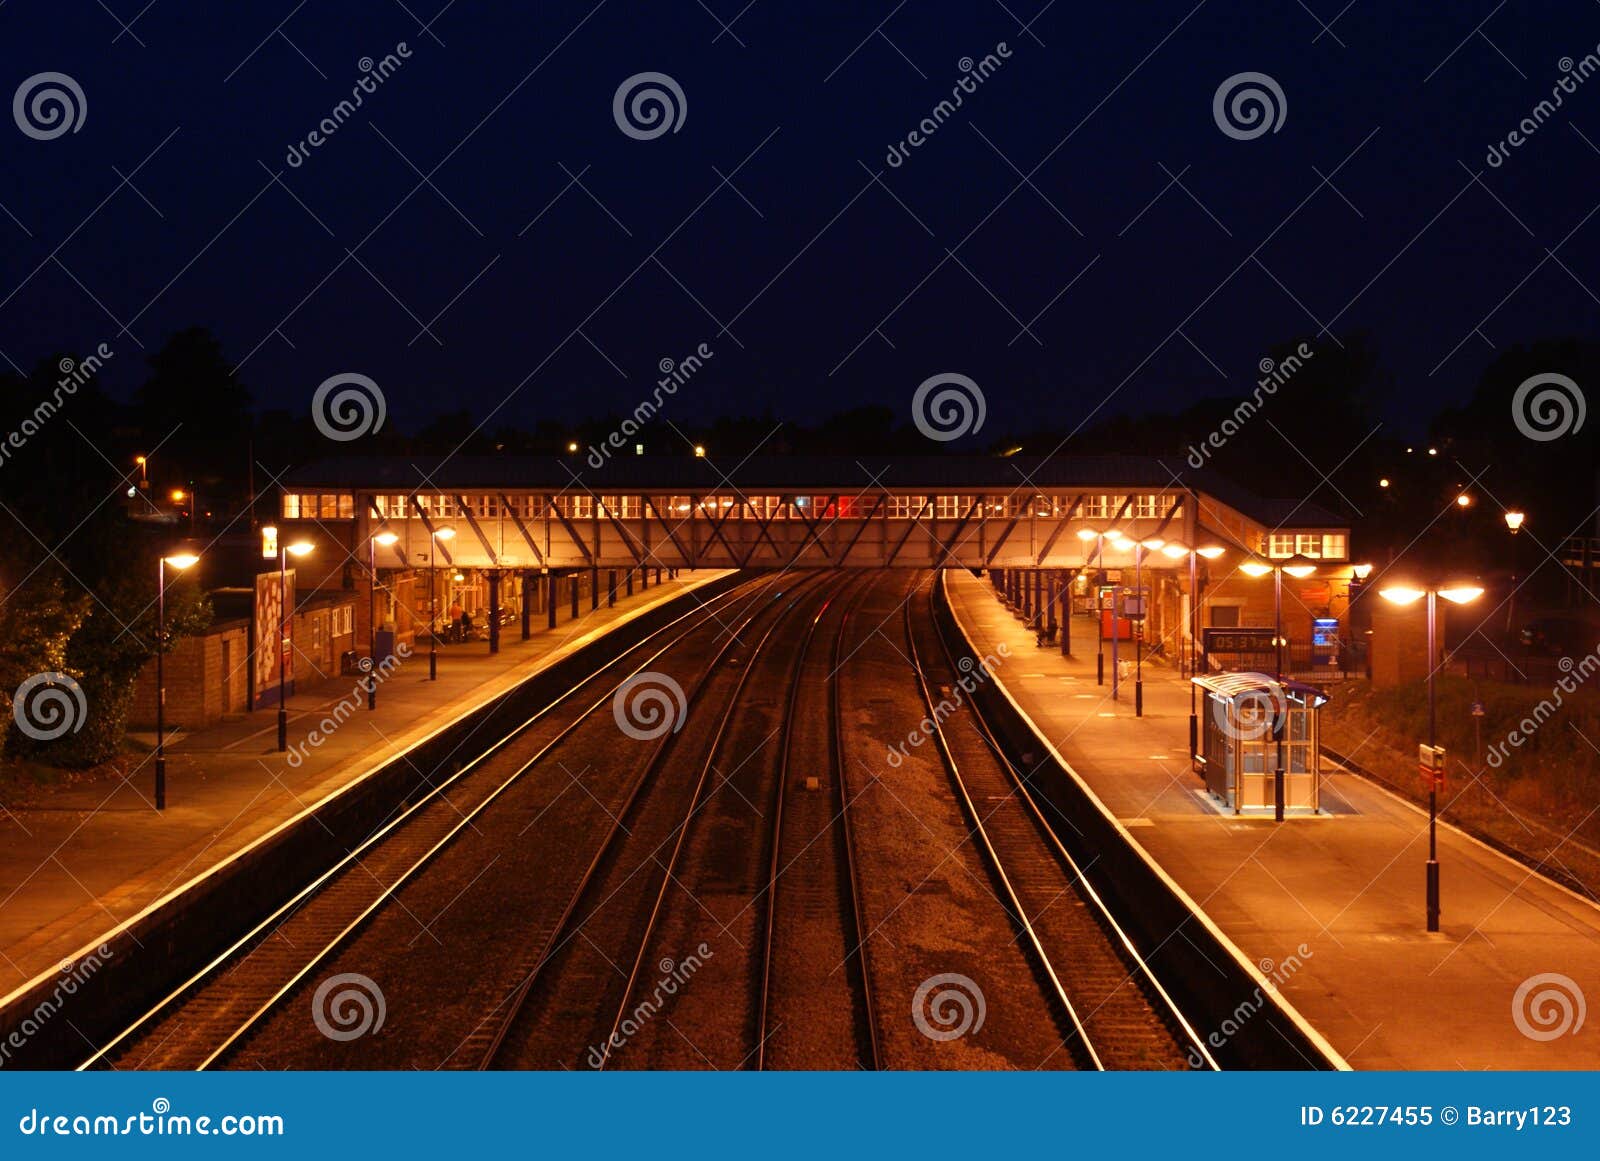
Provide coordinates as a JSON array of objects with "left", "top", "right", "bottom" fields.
[
  {"left": 945, "top": 569, "right": 1600, "bottom": 1070},
  {"left": 0, "top": 571, "right": 733, "bottom": 993}
]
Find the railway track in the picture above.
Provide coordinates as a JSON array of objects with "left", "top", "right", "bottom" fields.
[
  {"left": 473, "top": 570, "right": 837, "bottom": 1068},
  {"left": 73, "top": 566, "right": 1243, "bottom": 1071},
  {"left": 79, "top": 573, "right": 787, "bottom": 1071},
  {"left": 755, "top": 571, "right": 879, "bottom": 1069},
  {"left": 907, "top": 572, "right": 1211, "bottom": 1071}
]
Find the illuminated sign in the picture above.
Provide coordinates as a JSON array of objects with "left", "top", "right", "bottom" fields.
[{"left": 1202, "top": 627, "right": 1276, "bottom": 654}]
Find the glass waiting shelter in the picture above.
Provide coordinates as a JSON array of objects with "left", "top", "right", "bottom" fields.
[{"left": 1191, "top": 673, "right": 1328, "bottom": 815}]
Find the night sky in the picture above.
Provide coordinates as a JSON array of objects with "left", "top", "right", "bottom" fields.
[{"left": 3, "top": 1, "right": 1599, "bottom": 442}]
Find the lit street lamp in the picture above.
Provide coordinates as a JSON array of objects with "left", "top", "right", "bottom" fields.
[
  {"left": 429, "top": 527, "right": 457, "bottom": 681},
  {"left": 1163, "top": 540, "right": 1225, "bottom": 755},
  {"left": 263, "top": 528, "right": 314, "bottom": 752},
  {"left": 156, "top": 550, "right": 199, "bottom": 810},
  {"left": 1107, "top": 532, "right": 1131, "bottom": 701},
  {"left": 1241, "top": 553, "right": 1316, "bottom": 821},
  {"left": 1504, "top": 510, "right": 1524, "bottom": 534},
  {"left": 369, "top": 530, "right": 399, "bottom": 709},
  {"left": 1377, "top": 581, "right": 1484, "bottom": 932},
  {"left": 1132, "top": 536, "right": 1165, "bottom": 717},
  {"left": 1076, "top": 528, "right": 1111, "bottom": 685}
]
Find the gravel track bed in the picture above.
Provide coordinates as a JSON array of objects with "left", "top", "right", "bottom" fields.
[{"left": 838, "top": 571, "right": 1076, "bottom": 1070}]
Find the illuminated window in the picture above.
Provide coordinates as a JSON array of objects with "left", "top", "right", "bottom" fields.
[
  {"left": 1321, "top": 533, "right": 1347, "bottom": 560},
  {"left": 1134, "top": 494, "right": 1165, "bottom": 519},
  {"left": 887, "top": 495, "right": 918, "bottom": 519}
]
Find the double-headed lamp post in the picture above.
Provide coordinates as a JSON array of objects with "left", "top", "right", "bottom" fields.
[
  {"left": 1162, "top": 541, "right": 1225, "bottom": 756},
  {"left": 156, "top": 551, "right": 200, "bottom": 811},
  {"left": 1075, "top": 528, "right": 1114, "bottom": 685},
  {"left": 1376, "top": 582, "right": 1484, "bottom": 932},
  {"left": 429, "top": 527, "right": 457, "bottom": 681},
  {"left": 1106, "top": 531, "right": 1130, "bottom": 700},
  {"left": 1240, "top": 554, "right": 1316, "bottom": 821},
  {"left": 1129, "top": 536, "right": 1165, "bottom": 717},
  {"left": 368, "top": 530, "right": 400, "bottom": 708},
  {"left": 263, "top": 529, "right": 315, "bottom": 753}
]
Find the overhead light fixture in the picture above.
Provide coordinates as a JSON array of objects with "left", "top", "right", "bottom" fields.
[
  {"left": 375, "top": 531, "right": 399, "bottom": 546},
  {"left": 1160, "top": 542, "right": 1189, "bottom": 559},
  {"left": 1438, "top": 586, "right": 1484, "bottom": 605},
  {"left": 286, "top": 541, "right": 315, "bottom": 558},
  {"left": 1352, "top": 563, "right": 1373, "bottom": 580},
  {"left": 1379, "top": 586, "right": 1425, "bottom": 606},
  {"left": 1240, "top": 560, "right": 1273, "bottom": 578},
  {"left": 164, "top": 553, "right": 200, "bottom": 570},
  {"left": 1076, "top": 528, "right": 1099, "bottom": 541},
  {"left": 1196, "top": 545, "right": 1225, "bottom": 559},
  {"left": 1504, "top": 510, "right": 1524, "bottom": 533}
]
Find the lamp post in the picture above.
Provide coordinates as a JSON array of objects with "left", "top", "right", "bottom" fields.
[
  {"left": 1241, "top": 554, "right": 1316, "bottom": 820},
  {"left": 1076, "top": 528, "right": 1106, "bottom": 684},
  {"left": 1163, "top": 541, "right": 1225, "bottom": 757},
  {"left": 1132, "top": 537, "right": 1164, "bottom": 717},
  {"left": 266, "top": 533, "right": 315, "bottom": 752},
  {"left": 429, "top": 527, "right": 456, "bottom": 681},
  {"left": 368, "top": 530, "right": 399, "bottom": 708},
  {"left": 1108, "top": 532, "right": 1129, "bottom": 700},
  {"left": 1377, "top": 582, "right": 1484, "bottom": 931},
  {"left": 156, "top": 551, "right": 199, "bottom": 810}
]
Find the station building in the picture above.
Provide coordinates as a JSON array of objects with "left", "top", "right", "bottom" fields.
[{"left": 271, "top": 454, "right": 1363, "bottom": 679}]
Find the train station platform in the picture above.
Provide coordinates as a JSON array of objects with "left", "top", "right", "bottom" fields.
[
  {"left": 0, "top": 571, "right": 733, "bottom": 992},
  {"left": 944, "top": 569, "right": 1600, "bottom": 1070}
]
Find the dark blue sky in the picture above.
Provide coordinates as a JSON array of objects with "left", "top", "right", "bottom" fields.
[{"left": 3, "top": 1, "right": 1598, "bottom": 441}]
